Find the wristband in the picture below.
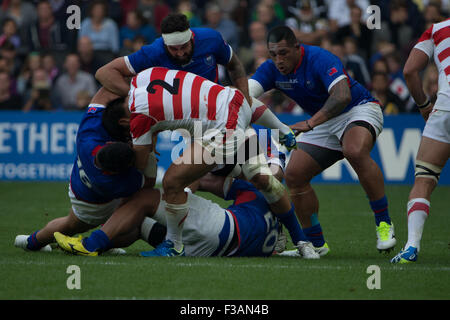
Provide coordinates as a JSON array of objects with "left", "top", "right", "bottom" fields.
[{"left": 417, "top": 99, "right": 431, "bottom": 109}]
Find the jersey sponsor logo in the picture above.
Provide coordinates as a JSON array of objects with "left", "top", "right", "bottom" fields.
[
  {"left": 87, "top": 107, "right": 97, "bottom": 114},
  {"left": 275, "top": 79, "right": 298, "bottom": 90}
]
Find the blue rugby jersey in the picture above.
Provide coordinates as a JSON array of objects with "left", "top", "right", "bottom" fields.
[
  {"left": 251, "top": 44, "right": 378, "bottom": 116},
  {"left": 70, "top": 104, "right": 144, "bottom": 203},
  {"left": 225, "top": 179, "right": 279, "bottom": 257},
  {"left": 126, "top": 28, "right": 232, "bottom": 83}
]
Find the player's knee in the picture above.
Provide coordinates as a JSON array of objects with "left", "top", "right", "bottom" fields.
[
  {"left": 284, "top": 168, "right": 307, "bottom": 188},
  {"left": 415, "top": 160, "right": 442, "bottom": 184},
  {"left": 257, "top": 174, "right": 286, "bottom": 204},
  {"left": 342, "top": 144, "right": 368, "bottom": 165},
  {"left": 162, "top": 176, "right": 184, "bottom": 195}
]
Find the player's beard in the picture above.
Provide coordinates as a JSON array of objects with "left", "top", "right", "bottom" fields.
[{"left": 166, "top": 40, "right": 194, "bottom": 66}]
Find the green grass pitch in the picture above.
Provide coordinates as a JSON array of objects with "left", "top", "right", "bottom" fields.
[{"left": 1, "top": 182, "right": 449, "bottom": 300}]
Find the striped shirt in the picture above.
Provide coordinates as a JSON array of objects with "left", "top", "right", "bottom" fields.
[
  {"left": 128, "top": 67, "right": 245, "bottom": 145},
  {"left": 415, "top": 18, "right": 450, "bottom": 111}
]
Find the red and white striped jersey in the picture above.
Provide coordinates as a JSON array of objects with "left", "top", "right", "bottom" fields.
[
  {"left": 128, "top": 67, "right": 247, "bottom": 145},
  {"left": 414, "top": 18, "right": 450, "bottom": 111}
]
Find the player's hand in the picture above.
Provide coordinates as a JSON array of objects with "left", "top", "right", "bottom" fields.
[
  {"left": 419, "top": 103, "right": 434, "bottom": 122},
  {"left": 280, "top": 128, "right": 297, "bottom": 151},
  {"left": 289, "top": 120, "right": 313, "bottom": 135}
]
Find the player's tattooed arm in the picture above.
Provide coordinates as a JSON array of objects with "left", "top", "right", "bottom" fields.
[
  {"left": 290, "top": 78, "right": 351, "bottom": 133},
  {"left": 309, "top": 78, "right": 351, "bottom": 127},
  {"left": 322, "top": 79, "right": 352, "bottom": 119},
  {"left": 227, "top": 53, "right": 252, "bottom": 104}
]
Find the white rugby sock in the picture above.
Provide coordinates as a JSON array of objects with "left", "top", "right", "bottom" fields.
[
  {"left": 405, "top": 198, "right": 430, "bottom": 252},
  {"left": 165, "top": 201, "right": 189, "bottom": 251},
  {"left": 251, "top": 98, "right": 291, "bottom": 135}
]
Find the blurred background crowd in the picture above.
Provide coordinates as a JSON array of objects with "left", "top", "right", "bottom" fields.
[{"left": 0, "top": 0, "right": 447, "bottom": 115}]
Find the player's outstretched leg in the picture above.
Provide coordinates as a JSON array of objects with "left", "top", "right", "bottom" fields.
[
  {"left": 15, "top": 209, "right": 93, "bottom": 253},
  {"left": 245, "top": 170, "right": 319, "bottom": 259},
  {"left": 342, "top": 125, "right": 396, "bottom": 252},
  {"left": 392, "top": 136, "right": 448, "bottom": 263},
  {"left": 285, "top": 149, "right": 330, "bottom": 256},
  {"left": 141, "top": 142, "right": 214, "bottom": 257}
]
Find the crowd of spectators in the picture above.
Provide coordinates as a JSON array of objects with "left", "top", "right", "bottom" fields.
[{"left": 0, "top": 0, "right": 447, "bottom": 114}]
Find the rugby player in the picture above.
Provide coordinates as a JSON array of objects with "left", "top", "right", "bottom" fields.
[
  {"left": 14, "top": 88, "right": 150, "bottom": 253},
  {"left": 119, "top": 66, "right": 315, "bottom": 257},
  {"left": 249, "top": 26, "right": 396, "bottom": 255},
  {"left": 391, "top": 18, "right": 450, "bottom": 263}
]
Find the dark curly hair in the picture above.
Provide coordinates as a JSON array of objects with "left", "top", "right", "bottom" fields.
[
  {"left": 96, "top": 142, "right": 135, "bottom": 173},
  {"left": 267, "top": 25, "right": 298, "bottom": 47},
  {"left": 160, "top": 13, "right": 190, "bottom": 34},
  {"left": 102, "top": 97, "right": 130, "bottom": 143}
]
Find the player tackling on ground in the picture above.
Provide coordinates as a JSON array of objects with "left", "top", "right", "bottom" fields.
[{"left": 391, "top": 18, "right": 450, "bottom": 264}]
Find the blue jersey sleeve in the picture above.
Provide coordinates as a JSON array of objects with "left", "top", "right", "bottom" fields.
[
  {"left": 209, "top": 30, "right": 232, "bottom": 65},
  {"left": 250, "top": 60, "right": 276, "bottom": 92},
  {"left": 312, "top": 50, "right": 348, "bottom": 92},
  {"left": 126, "top": 40, "right": 163, "bottom": 74}
]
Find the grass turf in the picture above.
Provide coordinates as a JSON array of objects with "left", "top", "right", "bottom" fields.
[{"left": 1, "top": 182, "right": 449, "bottom": 300}]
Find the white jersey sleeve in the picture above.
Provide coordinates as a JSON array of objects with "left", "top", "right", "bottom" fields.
[{"left": 414, "top": 25, "right": 434, "bottom": 58}]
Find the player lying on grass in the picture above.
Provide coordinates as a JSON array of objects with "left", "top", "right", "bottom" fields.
[
  {"left": 55, "top": 165, "right": 318, "bottom": 258},
  {"left": 14, "top": 89, "right": 153, "bottom": 253},
  {"left": 16, "top": 82, "right": 314, "bottom": 257}
]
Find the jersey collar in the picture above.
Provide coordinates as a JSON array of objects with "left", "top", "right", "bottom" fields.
[{"left": 293, "top": 45, "right": 305, "bottom": 74}]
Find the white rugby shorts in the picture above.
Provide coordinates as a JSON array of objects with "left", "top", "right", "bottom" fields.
[
  {"left": 298, "top": 102, "right": 384, "bottom": 151},
  {"left": 422, "top": 108, "right": 450, "bottom": 144},
  {"left": 153, "top": 190, "right": 234, "bottom": 257},
  {"left": 68, "top": 186, "right": 121, "bottom": 226}
]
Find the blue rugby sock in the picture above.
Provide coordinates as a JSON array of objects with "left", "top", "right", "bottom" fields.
[
  {"left": 27, "top": 230, "right": 42, "bottom": 250},
  {"left": 369, "top": 195, "right": 391, "bottom": 226},
  {"left": 277, "top": 205, "right": 308, "bottom": 243},
  {"left": 303, "top": 213, "right": 325, "bottom": 247},
  {"left": 82, "top": 229, "right": 112, "bottom": 252}
]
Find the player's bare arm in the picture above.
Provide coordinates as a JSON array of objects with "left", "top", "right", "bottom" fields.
[
  {"left": 90, "top": 87, "right": 122, "bottom": 106},
  {"left": 96, "top": 57, "right": 134, "bottom": 97},
  {"left": 133, "top": 144, "right": 153, "bottom": 172},
  {"left": 227, "top": 53, "right": 252, "bottom": 104},
  {"left": 403, "top": 48, "right": 433, "bottom": 121},
  {"left": 290, "top": 78, "right": 351, "bottom": 132}
]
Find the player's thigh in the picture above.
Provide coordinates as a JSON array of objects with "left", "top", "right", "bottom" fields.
[
  {"left": 420, "top": 109, "right": 450, "bottom": 166},
  {"left": 284, "top": 148, "right": 324, "bottom": 187},
  {"left": 341, "top": 124, "right": 375, "bottom": 160},
  {"left": 163, "top": 141, "right": 216, "bottom": 190},
  {"left": 340, "top": 103, "right": 383, "bottom": 159},
  {"left": 416, "top": 136, "right": 450, "bottom": 167},
  {"left": 68, "top": 187, "right": 120, "bottom": 227}
]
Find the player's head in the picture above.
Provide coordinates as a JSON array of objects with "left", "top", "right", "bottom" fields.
[
  {"left": 160, "top": 13, "right": 194, "bottom": 65},
  {"left": 102, "top": 97, "right": 131, "bottom": 143},
  {"left": 96, "top": 142, "right": 136, "bottom": 174},
  {"left": 267, "top": 26, "right": 301, "bottom": 75}
]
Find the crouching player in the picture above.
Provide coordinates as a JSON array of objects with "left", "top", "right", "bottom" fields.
[
  {"left": 14, "top": 89, "right": 151, "bottom": 253},
  {"left": 55, "top": 169, "right": 315, "bottom": 258}
]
